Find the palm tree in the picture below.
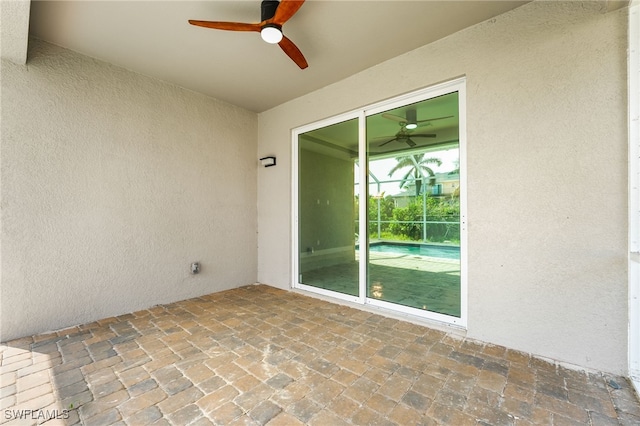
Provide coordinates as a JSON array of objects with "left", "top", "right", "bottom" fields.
[{"left": 388, "top": 154, "right": 442, "bottom": 197}]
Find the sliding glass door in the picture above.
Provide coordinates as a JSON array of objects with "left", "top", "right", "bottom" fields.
[{"left": 294, "top": 79, "right": 466, "bottom": 326}]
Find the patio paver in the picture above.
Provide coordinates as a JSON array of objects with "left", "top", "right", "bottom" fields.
[{"left": 0, "top": 284, "right": 638, "bottom": 425}]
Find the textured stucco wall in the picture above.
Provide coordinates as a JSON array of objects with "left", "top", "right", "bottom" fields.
[
  {"left": 0, "top": 0, "right": 31, "bottom": 64},
  {"left": 257, "top": 1, "right": 628, "bottom": 373},
  {"left": 1, "top": 39, "right": 258, "bottom": 341}
]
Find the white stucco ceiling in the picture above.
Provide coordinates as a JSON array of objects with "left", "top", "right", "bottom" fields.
[{"left": 24, "top": 1, "right": 537, "bottom": 112}]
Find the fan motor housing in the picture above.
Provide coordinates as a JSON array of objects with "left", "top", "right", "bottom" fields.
[{"left": 261, "top": 0, "right": 279, "bottom": 21}]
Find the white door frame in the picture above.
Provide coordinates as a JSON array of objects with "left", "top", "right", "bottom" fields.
[{"left": 628, "top": 0, "right": 640, "bottom": 394}]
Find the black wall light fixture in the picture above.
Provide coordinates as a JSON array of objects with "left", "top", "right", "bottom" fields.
[{"left": 260, "top": 156, "right": 276, "bottom": 167}]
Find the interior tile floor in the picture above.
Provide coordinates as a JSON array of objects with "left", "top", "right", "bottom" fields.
[
  {"left": 1, "top": 285, "right": 639, "bottom": 425},
  {"left": 302, "top": 252, "right": 461, "bottom": 316}
]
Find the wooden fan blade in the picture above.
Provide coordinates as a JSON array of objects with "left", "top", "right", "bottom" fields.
[
  {"left": 188, "top": 20, "right": 261, "bottom": 32},
  {"left": 382, "top": 113, "right": 406, "bottom": 123},
  {"left": 416, "top": 115, "right": 453, "bottom": 123},
  {"left": 406, "top": 139, "right": 417, "bottom": 147},
  {"left": 410, "top": 134, "right": 437, "bottom": 138},
  {"left": 379, "top": 138, "right": 398, "bottom": 147},
  {"left": 272, "top": 0, "right": 305, "bottom": 25},
  {"left": 278, "top": 35, "right": 308, "bottom": 69}
]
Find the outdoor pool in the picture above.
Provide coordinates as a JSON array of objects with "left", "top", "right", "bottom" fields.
[{"left": 368, "top": 242, "right": 460, "bottom": 260}]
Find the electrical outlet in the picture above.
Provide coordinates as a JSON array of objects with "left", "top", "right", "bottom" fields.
[{"left": 191, "top": 262, "right": 200, "bottom": 274}]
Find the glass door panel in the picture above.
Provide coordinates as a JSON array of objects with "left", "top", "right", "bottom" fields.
[
  {"left": 297, "top": 118, "right": 359, "bottom": 296},
  {"left": 366, "top": 93, "right": 462, "bottom": 317}
]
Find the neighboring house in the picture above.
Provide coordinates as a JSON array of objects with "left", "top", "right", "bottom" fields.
[
  {"left": 2, "top": 0, "right": 640, "bottom": 394},
  {"left": 391, "top": 192, "right": 415, "bottom": 209},
  {"left": 391, "top": 172, "right": 460, "bottom": 207},
  {"left": 435, "top": 173, "right": 460, "bottom": 198}
]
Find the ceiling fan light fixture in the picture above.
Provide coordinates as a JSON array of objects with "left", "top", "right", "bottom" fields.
[
  {"left": 261, "top": 25, "right": 283, "bottom": 44},
  {"left": 405, "top": 109, "right": 418, "bottom": 129}
]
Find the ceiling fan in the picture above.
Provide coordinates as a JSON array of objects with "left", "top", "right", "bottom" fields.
[
  {"left": 378, "top": 126, "right": 436, "bottom": 148},
  {"left": 188, "top": 0, "right": 308, "bottom": 69},
  {"left": 382, "top": 109, "right": 453, "bottom": 130}
]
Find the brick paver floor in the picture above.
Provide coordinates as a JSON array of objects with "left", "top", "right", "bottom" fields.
[{"left": 1, "top": 284, "right": 639, "bottom": 425}]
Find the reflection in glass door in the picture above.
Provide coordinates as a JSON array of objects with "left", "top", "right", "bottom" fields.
[
  {"left": 297, "top": 118, "right": 360, "bottom": 297},
  {"left": 366, "top": 93, "right": 461, "bottom": 318}
]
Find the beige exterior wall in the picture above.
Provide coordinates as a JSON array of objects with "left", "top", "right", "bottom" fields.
[
  {"left": 1, "top": 40, "right": 258, "bottom": 341},
  {"left": 257, "top": 1, "right": 628, "bottom": 373}
]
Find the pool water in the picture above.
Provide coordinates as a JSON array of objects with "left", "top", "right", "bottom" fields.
[{"left": 369, "top": 243, "right": 460, "bottom": 260}]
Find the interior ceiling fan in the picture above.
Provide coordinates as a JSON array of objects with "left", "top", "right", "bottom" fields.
[
  {"left": 378, "top": 126, "right": 436, "bottom": 148},
  {"left": 382, "top": 109, "right": 453, "bottom": 130},
  {"left": 188, "top": 0, "right": 308, "bottom": 69},
  {"left": 378, "top": 109, "right": 453, "bottom": 147}
]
